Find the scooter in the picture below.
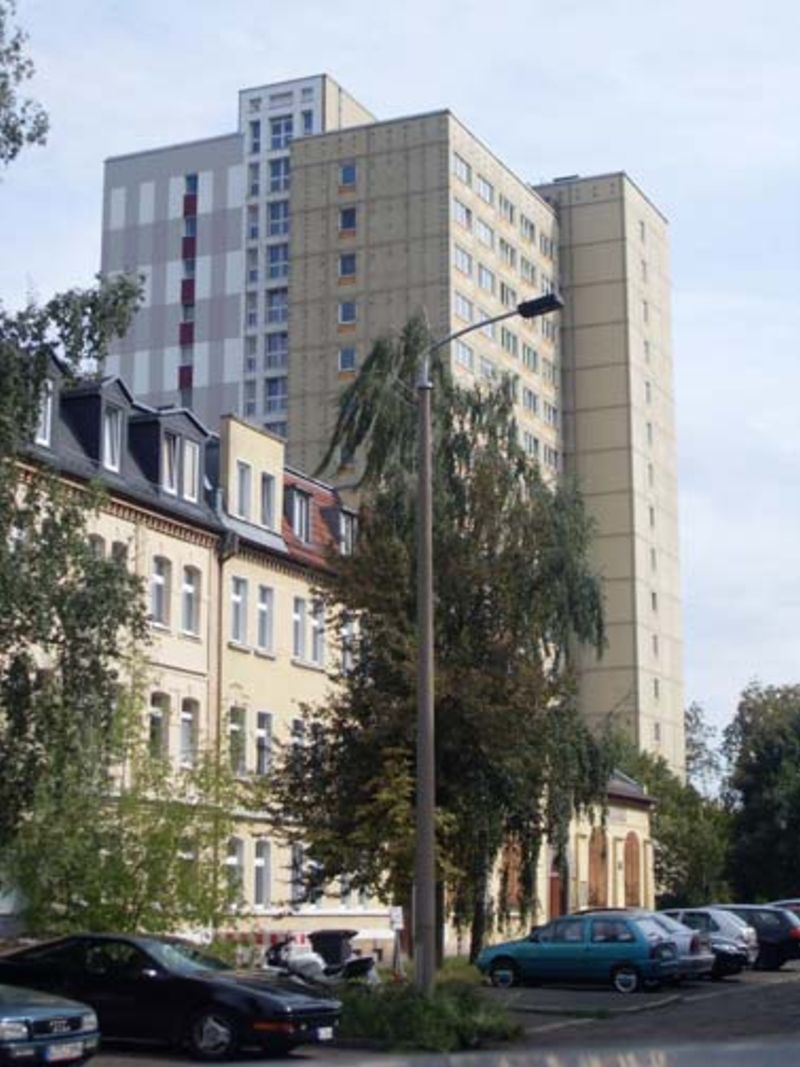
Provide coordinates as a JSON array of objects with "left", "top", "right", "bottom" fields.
[{"left": 263, "top": 933, "right": 379, "bottom": 987}]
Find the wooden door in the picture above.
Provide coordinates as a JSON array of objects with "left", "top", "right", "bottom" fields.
[
  {"left": 588, "top": 827, "right": 608, "bottom": 907},
  {"left": 624, "top": 831, "right": 641, "bottom": 907}
]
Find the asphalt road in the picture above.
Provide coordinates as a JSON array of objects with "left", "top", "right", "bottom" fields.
[{"left": 93, "top": 963, "right": 800, "bottom": 1066}]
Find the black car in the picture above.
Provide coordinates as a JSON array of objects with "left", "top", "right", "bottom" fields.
[
  {"left": 712, "top": 905, "right": 800, "bottom": 971},
  {"left": 0, "top": 983, "right": 99, "bottom": 1065},
  {"left": 0, "top": 935, "right": 340, "bottom": 1060}
]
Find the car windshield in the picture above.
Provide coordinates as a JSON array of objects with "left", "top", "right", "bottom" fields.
[{"left": 144, "top": 940, "right": 232, "bottom": 975}]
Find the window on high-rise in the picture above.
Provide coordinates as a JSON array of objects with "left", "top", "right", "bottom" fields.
[
  {"left": 269, "top": 157, "right": 290, "bottom": 193},
  {"left": 499, "top": 194, "right": 516, "bottom": 224},
  {"left": 184, "top": 216, "right": 197, "bottom": 238},
  {"left": 270, "top": 115, "right": 293, "bottom": 150},
  {"left": 339, "top": 206, "right": 357, "bottom": 232},
  {"left": 265, "top": 331, "right": 288, "bottom": 369},
  {"left": 478, "top": 265, "right": 495, "bottom": 294},
  {"left": 268, "top": 200, "right": 289, "bottom": 236},
  {"left": 184, "top": 173, "right": 198, "bottom": 195},
  {"left": 338, "top": 346, "right": 357, "bottom": 372},
  {"left": 476, "top": 174, "right": 494, "bottom": 204},
  {"left": 338, "top": 301, "right": 357, "bottom": 325},
  {"left": 476, "top": 218, "right": 494, "bottom": 247},
  {"left": 248, "top": 162, "right": 259, "bottom": 196},
  {"left": 264, "top": 377, "right": 288, "bottom": 415},
  {"left": 266, "top": 288, "right": 288, "bottom": 324},
  {"left": 454, "top": 291, "right": 473, "bottom": 322},
  {"left": 301, "top": 110, "right": 314, "bottom": 135},
  {"left": 455, "top": 340, "right": 473, "bottom": 371},
  {"left": 268, "top": 243, "right": 289, "bottom": 279},
  {"left": 453, "top": 153, "right": 471, "bottom": 185},
  {"left": 339, "top": 160, "right": 357, "bottom": 186},
  {"left": 249, "top": 120, "right": 261, "bottom": 154},
  {"left": 338, "top": 252, "right": 356, "bottom": 278},
  {"left": 454, "top": 245, "right": 472, "bottom": 276},
  {"left": 453, "top": 198, "right": 472, "bottom": 230}
]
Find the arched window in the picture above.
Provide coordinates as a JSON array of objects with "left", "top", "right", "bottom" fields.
[
  {"left": 181, "top": 566, "right": 201, "bottom": 635},
  {"left": 149, "top": 692, "right": 170, "bottom": 758},
  {"left": 150, "top": 557, "right": 172, "bottom": 625},
  {"left": 180, "top": 699, "right": 198, "bottom": 768}
]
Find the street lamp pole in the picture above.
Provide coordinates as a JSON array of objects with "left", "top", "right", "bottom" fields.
[{"left": 413, "top": 291, "right": 564, "bottom": 993}]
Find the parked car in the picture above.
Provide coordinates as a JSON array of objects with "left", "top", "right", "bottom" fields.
[
  {"left": 0, "top": 983, "right": 99, "bottom": 1065},
  {"left": 475, "top": 913, "right": 679, "bottom": 993},
  {"left": 574, "top": 908, "right": 715, "bottom": 981},
  {"left": 0, "top": 935, "right": 340, "bottom": 1060},
  {"left": 769, "top": 899, "right": 800, "bottom": 918},
  {"left": 711, "top": 905, "right": 800, "bottom": 970},
  {"left": 661, "top": 907, "right": 757, "bottom": 976}
]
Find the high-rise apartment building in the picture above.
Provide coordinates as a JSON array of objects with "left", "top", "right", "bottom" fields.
[{"left": 100, "top": 76, "right": 683, "bottom": 774}]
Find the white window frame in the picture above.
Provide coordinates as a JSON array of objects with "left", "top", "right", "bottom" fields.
[
  {"left": 293, "top": 596, "right": 307, "bottom": 659},
  {"left": 162, "top": 432, "right": 179, "bottom": 495},
  {"left": 150, "top": 556, "right": 171, "bottom": 626},
  {"left": 257, "top": 585, "right": 274, "bottom": 653},
  {"left": 231, "top": 576, "right": 248, "bottom": 644},
  {"left": 179, "top": 698, "right": 198, "bottom": 768},
  {"left": 228, "top": 707, "right": 247, "bottom": 776},
  {"left": 35, "top": 380, "right": 53, "bottom": 446},
  {"left": 311, "top": 600, "right": 326, "bottom": 666},
  {"left": 181, "top": 566, "right": 200, "bottom": 636},
  {"left": 182, "top": 440, "right": 199, "bottom": 502},
  {"left": 292, "top": 490, "right": 311, "bottom": 542},
  {"left": 254, "top": 838, "right": 271, "bottom": 907},
  {"left": 260, "top": 473, "right": 275, "bottom": 528},
  {"left": 235, "top": 461, "right": 251, "bottom": 520},
  {"left": 226, "top": 836, "right": 244, "bottom": 891},
  {"left": 149, "top": 692, "right": 170, "bottom": 759},
  {"left": 338, "top": 301, "right": 357, "bottom": 325},
  {"left": 338, "top": 346, "right": 357, "bottom": 372},
  {"left": 103, "top": 406, "right": 122, "bottom": 472},
  {"left": 255, "top": 711, "right": 273, "bottom": 776}
]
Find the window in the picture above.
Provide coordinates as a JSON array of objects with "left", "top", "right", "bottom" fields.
[
  {"left": 651, "top": 590, "right": 658, "bottom": 612},
  {"left": 641, "top": 259, "right": 648, "bottom": 282},
  {"left": 453, "top": 197, "right": 472, "bottom": 230},
  {"left": 339, "top": 160, "right": 357, "bottom": 186},
  {"left": 544, "top": 401, "right": 558, "bottom": 427},
  {"left": 264, "top": 377, "right": 288, "bottom": 414},
  {"left": 339, "top": 206, "right": 357, "bottom": 232},
  {"left": 338, "top": 301, "right": 357, "bottom": 325},
  {"left": 652, "top": 633, "right": 659, "bottom": 657},
  {"left": 255, "top": 712, "right": 273, "bottom": 776},
  {"left": 181, "top": 566, "right": 200, "bottom": 635},
  {"left": 247, "top": 205, "right": 259, "bottom": 241},
  {"left": 341, "top": 615, "right": 356, "bottom": 674},
  {"left": 235, "top": 461, "right": 251, "bottom": 519},
  {"left": 265, "top": 332, "right": 288, "bottom": 370},
  {"left": 311, "top": 601, "right": 325, "bottom": 666},
  {"left": 454, "top": 291, "right": 473, "bottom": 322},
  {"left": 243, "top": 380, "right": 256, "bottom": 417},
  {"left": 499, "top": 238, "right": 516, "bottom": 269},
  {"left": 476, "top": 217, "right": 494, "bottom": 247},
  {"left": 184, "top": 217, "right": 197, "bottom": 238},
  {"left": 111, "top": 541, "right": 128, "bottom": 566},
  {"left": 293, "top": 596, "right": 307, "bottom": 659},
  {"left": 260, "top": 473, "right": 275, "bottom": 528},
  {"left": 478, "top": 307, "right": 496, "bottom": 339},
  {"left": 268, "top": 200, "right": 289, "bottom": 236},
  {"left": 639, "top": 219, "right": 646, "bottom": 242},
  {"left": 257, "top": 585, "right": 274, "bottom": 652},
  {"left": 478, "top": 265, "right": 495, "bottom": 294},
  {"left": 103, "top": 407, "right": 122, "bottom": 472},
  {"left": 292, "top": 489, "right": 311, "bottom": 541},
  {"left": 646, "top": 421, "right": 653, "bottom": 446},
  {"left": 453, "top": 152, "right": 471, "bottom": 185},
  {"left": 454, "top": 340, "right": 473, "bottom": 371},
  {"left": 269, "top": 157, "right": 290, "bottom": 193},
  {"left": 642, "top": 299, "right": 649, "bottom": 323},
  {"left": 500, "top": 281, "right": 517, "bottom": 309},
  {"left": 249, "top": 119, "right": 261, "bottom": 153},
  {"left": 522, "top": 387, "right": 538, "bottom": 414},
  {"left": 161, "top": 432, "right": 178, "bottom": 494},
  {"left": 453, "top": 244, "right": 472, "bottom": 276},
  {"left": 338, "top": 346, "right": 357, "bottom": 372},
  {"left": 254, "top": 839, "right": 271, "bottom": 907},
  {"left": 229, "top": 708, "right": 246, "bottom": 775},
  {"left": 35, "top": 380, "right": 53, "bottom": 446},
  {"left": 183, "top": 258, "right": 196, "bottom": 278},
  {"left": 650, "top": 547, "right": 657, "bottom": 571},
  {"left": 338, "top": 252, "right": 356, "bottom": 278},
  {"left": 520, "top": 213, "right": 536, "bottom": 243},
  {"left": 180, "top": 699, "right": 198, "bottom": 768},
  {"left": 522, "top": 431, "right": 539, "bottom": 458},
  {"left": 150, "top": 557, "right": 171, "bottom": 625},
  {"left": 269, "top": 90, "right": 293, "bottom": 106},
  {"left": 181, "top": 303, "right": 194, "bottom": 323},
  {"left": 645, "top": 380, "right": 652, "bottom": 404},
  {"left": 266, "top": 288, "right": 288, "bottom": 324},
  {"left": 340, "top": 511, "right": 357, "bottom": 555},
  {"left": 476, "top": 174, "right": 494, "bottom": 203},
  {"left": 231, "top": 577, "right": 248, "bottom": 644},
  {"left": 88, "top": 534, "right": 105, "bottom": 559},
  {"left": 184, "top": 173, "right": 198, "bottom": 195},
  {"left": 649, "top": 505, "right": 656, "bottom": 529},
  {"left": 226, "top": 837, "right": 244, "bottom": 892},
  {"left": 270, "top": 115, "right": 293, "bottom": 150},
  {"left": 520, "top": 255, "right": 536, "bottom": 285},
  {"left": 268, "top": 242, "right": 289, "bottom": 278},
  {"left": 246, "top": 248, "right": 259, "bottom": 286},
  {"left": 499, "top": 194, "right": 516, "bottom": 224},
  {"left": 500, "top": 327, "right": 518, "bottom": 357},
  {"left": 149, "top": 693, "right": 170, "bottom": 759},
  {"left": 653, "top": 677, "right": 660, "bottom": 700},
  {"left": 301, "top": 109, "right": 313, "bottom": 135},
  {"left": 522, "top": 343, "right": 538, "bottom": 372},
  {"left": 480, "top": 357, "right": 497, "bottom": 381},
  {"left": 248, "top": 162, "right": 259, "bottom": 197},
  {"left": 182, "top": 440, "right": 199, "bottom": 501},
  {"left": 542, "top": 357, "right": 556, "bottom": 385}
]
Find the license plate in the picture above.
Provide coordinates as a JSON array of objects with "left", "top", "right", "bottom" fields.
[
  {"left": 45, "top": 1042, "right": 85, "bottom": 1062},
  {"left": 316, "top": 1027, "right": 333, "bottom": 1041}
]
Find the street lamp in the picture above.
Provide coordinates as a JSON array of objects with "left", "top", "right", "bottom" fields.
[{"left": 413, "top": 290, "right": 565, "bottom": 993}]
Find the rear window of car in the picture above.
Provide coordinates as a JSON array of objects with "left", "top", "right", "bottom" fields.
[
  {"left": 653, "top": 914, "right": 687, "bottom": 935},
  {"left": 590, "top": 919, "right": 635, "bottom": 943}
]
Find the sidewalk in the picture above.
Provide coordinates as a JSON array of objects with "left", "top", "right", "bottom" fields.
[{"left": 480, "top": 981, "right": 682, "bottom": 1017}]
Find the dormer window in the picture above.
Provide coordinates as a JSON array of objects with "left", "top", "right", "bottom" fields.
[
  {"left": 35, "top": 380, "right": 53, "bottom": 447},
  {"left": 235, "top": 461, "right": 252, "bottom": 520},
  {"left": 162, "top": 432, "right": 179, "bottom": 494},
  {"left": 261, "top": 473, "right": 275, "bottom": 529},
  {"left": 182, "top": 440, "right": 200, "bottom": 502},
  {"left": 103, "top": 406, "right": 122, "bottom": 472},
  {"left": 340, "top": 510, "right": 357, "bottom": 556},
  {"left": 292, "top": 489, "right": 311, "bottom": 542}
]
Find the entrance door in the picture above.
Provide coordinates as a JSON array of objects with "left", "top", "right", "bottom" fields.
[
  {"left": 588, "top": 828, "right": 608, "bottom": 907},
  {"left": 548, "top": 858, "right": 568, "bottom": 918},
  {"left": 624, "top": 832, "right": 641, "bottom": 906}
]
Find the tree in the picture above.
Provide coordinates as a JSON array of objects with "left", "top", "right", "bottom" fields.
[
  {"left": 685, "top": 700, "right": 721, "bottom": 796},
  {"left": 4, "top": 663, "right": 242, "bottom": 934},
  {"left": 0, "top": 0, "right": 48, "bottom": 166},
  {"left": 723, "top": 682, "right": 800, "bottom": 900},
  {"left": 263, "top": 314, "right": 614, "bottom": 958},
  {"left": 0, "top": 275, "right": 146, "bottom": 850}
]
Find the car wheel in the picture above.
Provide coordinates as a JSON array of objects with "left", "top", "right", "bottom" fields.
[
  {"left": 489, "top": 957, "right": 520, "bottom": 988},
  {"left": 612, "top": 965, "right": 641, "bottom": 994},
  {"left": 187, "top": 1009, "right": 239, "bottom": 1060}
]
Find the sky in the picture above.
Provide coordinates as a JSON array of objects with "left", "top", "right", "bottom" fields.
[{"left": 2, "top": 0, "right": 799, "bottom": 740}]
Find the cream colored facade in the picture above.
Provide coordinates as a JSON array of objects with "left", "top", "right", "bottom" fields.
[
  {"left": 536, "top": 175, "right": 684, "bottom": 773},
  {"left": 287, "top": 110, "right": 561, "bottom": 481}
]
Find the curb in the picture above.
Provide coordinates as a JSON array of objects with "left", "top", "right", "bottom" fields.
[{"left": 498, "top": 992, "right": 684, "bottom": 1018}]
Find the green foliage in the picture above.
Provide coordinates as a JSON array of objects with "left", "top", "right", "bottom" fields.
[
  {"left": 0, "top": 275, "right": 145, "bottom": 850},
  {"left": 337, "top": 982, "right": 520, "bottom": 1052},
  {"left": 265, "top": 313, "right": 613, "bottom": 957},
  {"left": 723, "top": 682, "right": 800, "bottom": 900},
  {"left": 615, "top": 713, "right": 731, "bottom": 906},
  {"left": 0, "top": 0, "right": 48, "bottom": 166},
  {"left": 4, "top": 663, "right": 242, "bottom": 934}
]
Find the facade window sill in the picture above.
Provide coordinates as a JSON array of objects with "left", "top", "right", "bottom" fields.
[
  {"left": 149, "top": 621, "right": 171, "bottom": 634},
  {"left": 254, "top": 648, "right": 276, "bottom": 661},
  {"left": 179, "top": 630, "right": 202, "bottom": 644},
  {"left": 338, "top": 228, "right": 357, "bottom": 239},
  {"left": 291, "top": 657, "right": 326, "bottom": 674},
  {"left": 338, "top": 275, "right": 357, "bottom": 286},
  {"left": 228, "top": 640, "right": 252, "bottom": 654},
  {"left": 337, "top": 323, "right": 357, "bottom": 334}
]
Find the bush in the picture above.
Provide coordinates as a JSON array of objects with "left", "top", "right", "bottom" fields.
[{"left": 337, "top": 980, "right": 521, "bottom": 1052}]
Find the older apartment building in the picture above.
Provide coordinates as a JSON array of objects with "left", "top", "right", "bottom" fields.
[{"left": 99, "top": 76, "right": 683, "bottom": 774}]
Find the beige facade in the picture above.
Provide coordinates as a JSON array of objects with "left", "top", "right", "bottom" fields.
[
  {"left": 536, "top": 174, "right": 684, "bottom": 773},
  {"left": 287, "top": 110, "right": 561, "bottom": 481}
]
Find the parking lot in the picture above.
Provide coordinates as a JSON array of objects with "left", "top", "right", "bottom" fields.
[{"left": 93, "top": 962, "right": 800, "bottom": 1065}]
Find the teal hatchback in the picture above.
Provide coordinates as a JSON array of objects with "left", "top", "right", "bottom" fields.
[{"left": 475, "top": 913, "right": 679, "bottom": 993}]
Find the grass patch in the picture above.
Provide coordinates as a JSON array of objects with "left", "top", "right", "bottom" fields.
[
  {"left": 337, "top": 979, "right": 521, "bottom": 1052},
  {"left": 436, "top": 954, "right": 481, "bottom": 986}
]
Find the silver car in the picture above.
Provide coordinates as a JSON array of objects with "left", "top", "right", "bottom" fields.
[
  {"left": 648, "top": 912, "right": 715, "bottom": 979},
  {"left": 662, "top": 907, "right": 759, "bottom": 971}
]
